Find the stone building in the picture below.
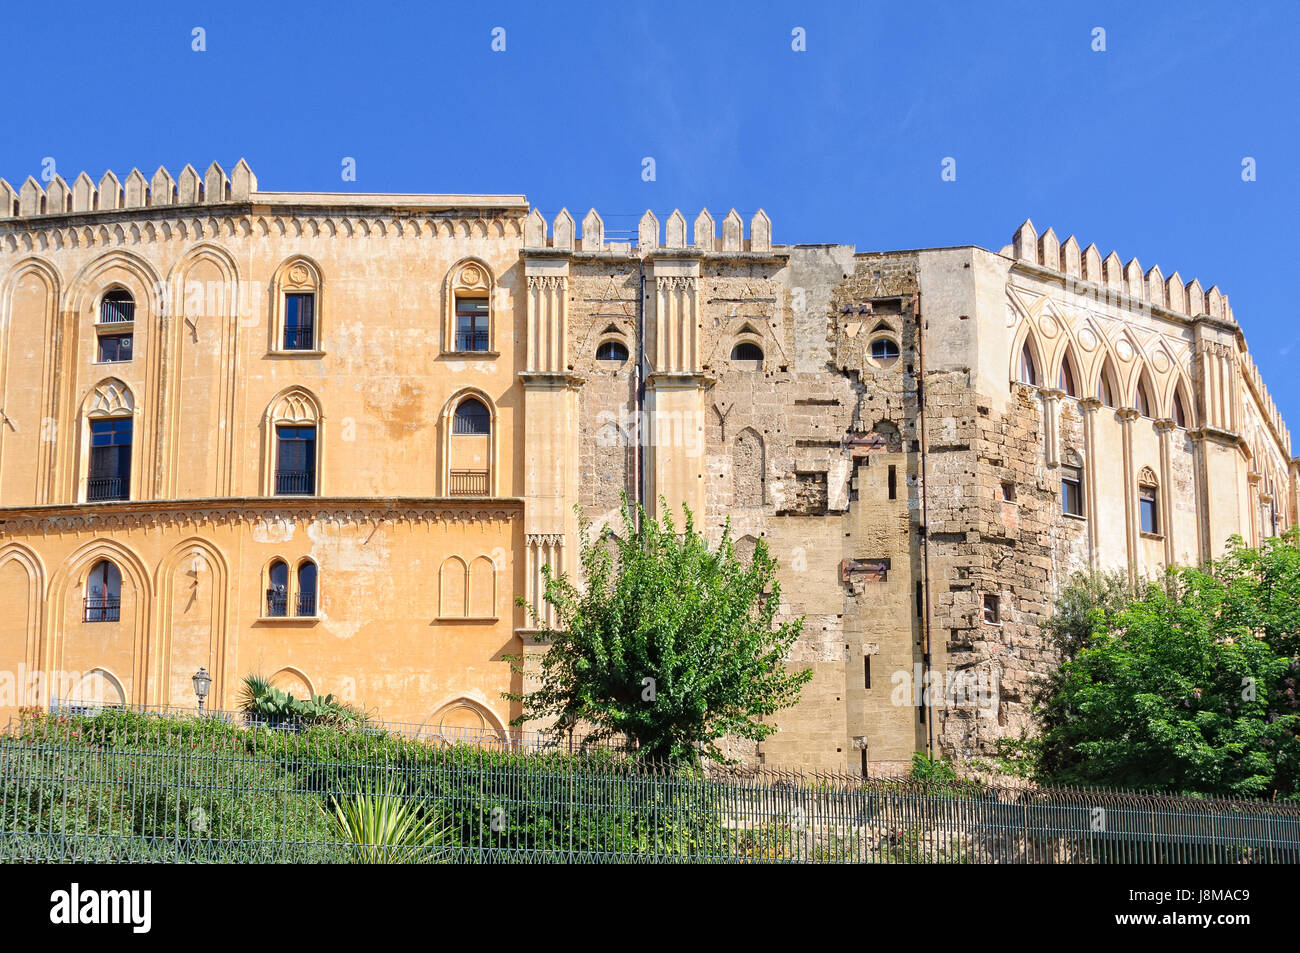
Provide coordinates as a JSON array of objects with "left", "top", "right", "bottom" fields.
[{"left": 0, "top": 160, "right": 1292, "bottom": 769}]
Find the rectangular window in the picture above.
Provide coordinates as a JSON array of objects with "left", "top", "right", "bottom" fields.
[
  {"left": 1061, "top": 467, "right": 1083, "bottom": 517},
  {"left": 96, "top": 334, "right": 133, "bottom": 363},
  {"left": 275, "top": 425, "right": 316, "bottom": 495},
  {"left": 887, "top": 465, "right": 897, "bottom": 500},
  {"left": 283, "top": 293, "right": 316, "bottom": 350},
  {"left": 1140, "top": 486, "right": 1159, "bottom": 534},
  {"left": 88, "top": 418, "right": 132, "bottom": 501},
  {"left": 915, "top": 580, "right": 923, "bottom": 618},
  {"left": 1001, "top": 481, "right": 1016, "bottom": 503},
  {"left": 455, "top": 297, "right": 490, "bottom": 351},
  {"left": 982, "top": 594, "right": 1000, "bottom": 625},
  {"left": 864, "top": 655, "right": 871, "bottom": 690}
]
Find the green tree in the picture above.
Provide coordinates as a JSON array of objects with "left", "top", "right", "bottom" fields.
[
  {"left": 1035, "top": 534, "right": 1300, "bottom": 798},
  {"left": 507, "top": 497, "right": 811, "bottom": 763}
]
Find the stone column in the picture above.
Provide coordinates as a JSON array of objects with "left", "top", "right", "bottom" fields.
[
  {"left": 1079, "top": 397, "right": 1101, "bottom": 565},
  {"left": 1041, "top": 388, "right": 1063, "bottom": 468},
  {"left": 1118, "top": 407, "right": 1140, "bottom": 584},
  {"left": 1155, "top": 418, "right": 1176, "bottom": 567}
]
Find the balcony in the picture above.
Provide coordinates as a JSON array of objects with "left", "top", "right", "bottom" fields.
[
  {"left": 283, "top": 322, "right": 315, "bottom": 351},
  {"left": 84, "top": 597, "right": 121, "bottom": 623},
  {"left": 275, "top": 469, "right": 315, "bottom": 495},
  {"left": 99, "top": 300, "right": 134, "bottom": 324},
  {"left": 87, "top": 476, "right": 128, "bottom": 502},
  {"left": 297, "top": 592, "right": 316, "bottom": 617},
  {"left": 266, "top": 590, "right": 288, "bottom": 618},
  {"left": 448, "top": 470, "right": 489, "bottom": 496}
]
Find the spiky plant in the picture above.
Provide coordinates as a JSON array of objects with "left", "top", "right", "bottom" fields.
[{"left": 324, "top": 782, "right": 447, "bottom": 864}]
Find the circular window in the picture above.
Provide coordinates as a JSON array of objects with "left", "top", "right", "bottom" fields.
[
  {"left": 870, "top": 337, "right": 900, "bottom": 365},
  {"left": 596, "top": 340, "right": 629, "bottom": 362}
]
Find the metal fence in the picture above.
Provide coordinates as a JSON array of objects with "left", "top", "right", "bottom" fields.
[{"left": 3, "top": 708, "right": 1299, "bottom": 864}]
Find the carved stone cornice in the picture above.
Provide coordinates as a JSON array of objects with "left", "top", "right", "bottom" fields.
[
  {"left": 526, "top": 534, "right": 565, "bottom": 547},
  {"left": 519, "top": 372, "right": 585, "bottom": 390},
  {"left": 1188, "top": 426, "right": 1247, "bottom": 452},
  {"left": 0, "top": 496, "right": 522, "bottom": 537}
]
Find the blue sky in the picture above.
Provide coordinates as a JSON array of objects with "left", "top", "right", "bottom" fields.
[{"left": 4, "top": 0, "right": 1298, "bottom": 427}]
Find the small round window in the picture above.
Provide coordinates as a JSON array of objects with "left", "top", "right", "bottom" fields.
[
  {"left": 870, "top": 338, "right": 900, "bottom": 365},
  {"left": 731, "top": 341, "right": 764, "bottom": 362},
  {"left": 596, "top": 340, "right": 629, "bottom": 362}
]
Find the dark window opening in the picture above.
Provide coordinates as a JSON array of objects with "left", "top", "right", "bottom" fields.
[
  {"left": 915, "top": 581, "right": 923, "bottom": 618},
  {"left": 1061, "top": 466, "right": 1084, "bottom": 517},
  {"left": 1136, "top": 380, "right": 1153, "bottom": 418},
  {"left": 1140, "top": 485, "right": 1159, "bottom": 534},
  {"left": 453, "top": 398, "right": 490, "bottom": 435},
  {"left": 275, "top": 425, "right": 316, "bottom": 495},
  {"left": 283, "top": 293, "right": 316, "bottom": 350},
  {"left": 1098, "top": 368, "right": 1116, "bottom": 407},
  {"left": 1001, "top": 481, "right": 1016, "bottom": 503},
  {"left": 596, "top": 340, "right": 629, "bottom": 362},
  {"left": 1018, "top": 342, "right": 1037, "bottom": 386},
  {"left": 1059, "top": 357, "right": 1077, "bottom": 396},
  {"left": 1173, "top": 390, "right": 1188, "bottom": 428},
  {"left": 88, "top": 417, "right": 131, "bottom": 501},
  {"left": 84, "top": 560, "right": 121, "bottom": 622},
  {"left": 982, "top": 594, "right": 1001, "bottom": 625},
  {"left": 266, "top": 560, "right": 289, "bottom": 617},
  {"left": 731, "top": 341, "right": 764, "bottom": 362},
  {"left": 455, "top": 297, "right": 490, "bottom": 351},
  {"left": 864, "top": 655, "right": 872, "bottom": 689},
  {"left": 887, "top": 465, "right": 897, "bottom": 500},
  {"left": 297, "top": 562, "right": 317, "bottom": 617},
  {"left": 97, "top": 333, "right": 133, "bottom": 363}
]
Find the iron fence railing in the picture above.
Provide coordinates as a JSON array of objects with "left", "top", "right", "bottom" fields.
[
  {"left": 5, "top": 707, "right": 1300, "bottom": 864},
  {"left": 82, "top": 597, "right": 121, "bottom": 623},
  {"left": 274, "top": 469, "right": 315, "bottom": 495},
  {"left": 454, "top": 328, "right": 490, "bottom": 352},
  {"left": 86, "top": 475, "right": 128, "bottom": 502},
  {"left": 98, "top": 299, "right": 134, "bottom": 324},
  {"left": 283, "top": 321, "right": 315, "bottom": 351},
  {"left": 448, "top": 470, "right": 489, "bottom": 496}
]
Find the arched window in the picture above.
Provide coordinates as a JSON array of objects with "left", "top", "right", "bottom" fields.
[
  {"left": 1135, "top": 377, "right": 1153, "bottom": 418},
  {"left": 272, "top": 258, "right": 322, "bottom": 353},
  {"left": 1018, "top": 341, "right": 1037, "bottom": 386},
  {"left": 99, "top": 288, "right": 135, "bottom": 324},
  {"left": 731, "top": 341, "right": 764, "bottom": 362},
  {"left": 446, "top": 260, "right": 494, "bottom": 354},
  {"left": 266, "top": 559, "right": 289, "bottom": 617},
  {"left": 870, "top": 338, "right": 900, "bottom": 365},
  {"left": 1097, "top": 361, "right": 1117, "bottom": 407},
  {"left": 596, "top": 340, "right": 629, "bottom": 362},
  {"left": 453, "top": 398, "right": 491, "bottom": 436},
  {"left": 296, "top": 561, "right": 318, "bottom": 617},
  {"left": 1059, "top": 353, "right": 1077, "bottom": 397},
  {"left": 84, "top": 560, "right": 121, "bottom": 622},
  {"left": 97, "top": 289, "right": 135, "bottom": 363},
  {"left": 1172, "top": 389, "right": 1188, "bottom": 428}
]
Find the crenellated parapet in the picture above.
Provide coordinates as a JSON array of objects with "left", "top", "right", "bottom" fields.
[
  {"left": 1240, "top": 351, "right": 1292, "bottom": 457},
  {"left": 0, "top": 160, "right": 257, "bottom": 218},
  {"left": 1006, "top": 219, "right": 1233, "bottom": 322},
  {"left": 523, "top": 206, "right": 774, "bottom": 254}
]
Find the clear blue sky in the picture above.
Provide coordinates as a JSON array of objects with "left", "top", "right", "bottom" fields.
[{"left": 4, "top": 0, "right": 1298, "bottom": 429}]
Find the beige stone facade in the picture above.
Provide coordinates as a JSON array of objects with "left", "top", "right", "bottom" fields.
[{"left": 0, "top": 161, "right": 1292, "bottom": 770}]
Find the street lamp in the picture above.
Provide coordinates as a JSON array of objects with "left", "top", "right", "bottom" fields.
[{"left": 192, "top": 667, "right": 212, "bottom": 712}]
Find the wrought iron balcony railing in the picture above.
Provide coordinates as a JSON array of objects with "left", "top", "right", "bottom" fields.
[
  {"left": 87, "top": 476, "right": 128, "bottom": 502},
  {"left": 84, "top": 597, "right": 121, "bottom": 623},
  {"left": 99, "top": 300, "right": 135, "bottom": 324},
  {"left": 297, "top": 593, "right": 316, "bottom": 617},
  {"left": 275, "top": 469, "right": 315, "bottom": 495},
  {"left": 448, "top": 470, "right": 489, "bottom": 496},
  {"left": 283, "top": 322, "right": 315, "bottom": 351},
  {"left": 265, "top": 590, "right": 288, "bottom": 618}
]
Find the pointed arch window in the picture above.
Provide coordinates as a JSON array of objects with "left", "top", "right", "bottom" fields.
[
  {"left": 272, "top": 258, "right": 323, "bottom": 353},
  {"left": 1018, "top": 341, "right": 1037, "bottom": 386},
  {"left": 84, "top": 560, "right": 122, "bottom": 622},
  {"left": 446, "top": 260, "right": 495, "bottom": 354},
  {"left": 1172, "top": 389, "right": 1188, "bottom": 428},
  {"left": 1059, "top": 353, "right": 1077, "bottom": 397},
  {"left": 266, "top": 560, "right": 289, "bottom": 617},
  {"left": 1135, "top": 377, "right": 1154, "bottom": 418},
  {"left": 296, "top": 560, "right": 318, "bottom": 617},
  {"left": 1097, "top": 362, "right": 1117, "bottom": 407},
  {"left": 264, "top": 388, "right": 322, "bottom": 496},
  {"left": 453, "top": 398, "right": 491, "bottom": 436}
]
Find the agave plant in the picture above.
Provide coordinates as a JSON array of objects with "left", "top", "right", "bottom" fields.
[{"left": 324, "top": 782, "right": 447, "bottom": 864}]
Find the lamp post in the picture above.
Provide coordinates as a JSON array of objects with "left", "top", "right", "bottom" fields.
[{"left": 192, "top": 666, "right": 212, "bottom": 712}]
